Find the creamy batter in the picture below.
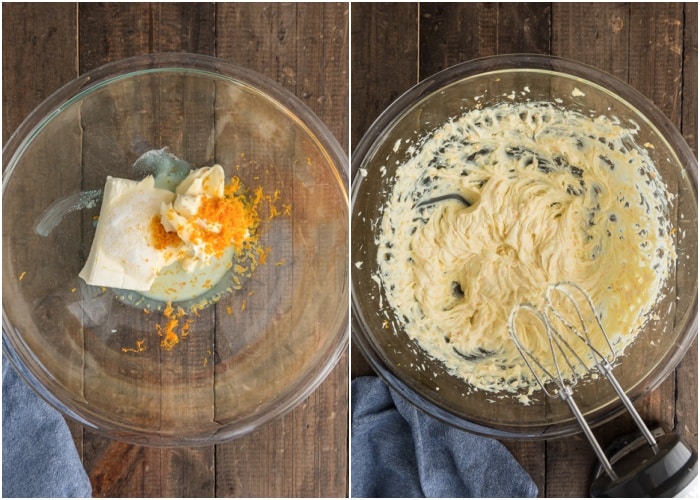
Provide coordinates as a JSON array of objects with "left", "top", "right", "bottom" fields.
[{"left": 377, "top": 101, "right": 675, "bottom": 395}]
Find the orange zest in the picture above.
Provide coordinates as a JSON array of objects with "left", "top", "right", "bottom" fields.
[
  {"left": 121, "top": 339, "right": 147, "bottom": 353},
  {"left": 187, "top": 177, "right": 262, "bottom": 258},
  {"left": 156, "top": 302, "right": 192, "bottom": 351},
  {"left": 124, "top": 168, "right": 292, "bottom": 353},
  {"left": 150, "top": 215, "right": 183, "bottom": 250}
]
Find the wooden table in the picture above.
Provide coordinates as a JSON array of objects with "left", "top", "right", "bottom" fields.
[
  {"left": 351, "top": 3, "right": 697, "bottom": 497},
  {"left": 3, "top": 3, "right": 348, "bottom": 497}
]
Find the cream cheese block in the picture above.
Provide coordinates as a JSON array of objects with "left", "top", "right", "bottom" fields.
[{"left": 79, "top": 175, "right": 180, "bottom": 291}]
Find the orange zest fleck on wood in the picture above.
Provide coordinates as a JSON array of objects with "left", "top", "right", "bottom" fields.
[
  {"left": 256, "top": 246, "right": 269, "bottom": 264},
  {"left": 156, "top": 301, "right": 192, "bottom": 351},
  {"left": 122, "top": 339, "right": 147, "bottom": 353}
]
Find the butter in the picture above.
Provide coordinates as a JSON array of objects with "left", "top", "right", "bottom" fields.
[
  {"left": 160, "top": 165, "right": 227, "bottom": 267},
  {"left": 79, "top": 175, "right": 179, "bottom": 291}
]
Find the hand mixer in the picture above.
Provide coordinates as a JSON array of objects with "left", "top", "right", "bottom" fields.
[{"left": 508, "top": 282, "right": 697, "bottom": 497}]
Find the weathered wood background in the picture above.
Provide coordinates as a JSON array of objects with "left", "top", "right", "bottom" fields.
[
  {"left": 351, "top": 2, "right": 697, "bottom": 497},
  {"left": 3, "top": 3, "right": 348, "bottom": 497}
]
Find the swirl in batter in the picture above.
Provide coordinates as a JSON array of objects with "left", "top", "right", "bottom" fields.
[{"left": 377, "top": 101, "right": 675, "bottom": 396}]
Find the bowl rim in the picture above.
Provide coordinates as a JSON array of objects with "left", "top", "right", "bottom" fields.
[
  {"left": 2, "top": 52, "right": 350, "bottom": 446},
  {"left": 350, "top": 53, "right": 698, "bottom": 439}
]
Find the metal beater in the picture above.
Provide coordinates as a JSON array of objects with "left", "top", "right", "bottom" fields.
[{"left": 508, "top": 282, "right": 697, "bottom": 497}]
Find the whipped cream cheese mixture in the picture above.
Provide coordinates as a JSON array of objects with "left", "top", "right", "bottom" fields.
[{"left": 376, "top": 100, "right": 675, "bottom": 396}]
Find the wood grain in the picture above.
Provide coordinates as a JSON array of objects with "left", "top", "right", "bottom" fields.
[
  {"left": 552, "top": 2, "right": 631, "bottom": 81},
  {"left": 2, "top": 3, "right": 78, "bottom": 143},
  {"left": 681, "top": 1, "right": 698, "bottom": 155},
  {"left": 676, "top": 1, "right": 698, "bottom": 454},
  {"left": 419, "top": 2, "right": 551, "bottom": 76},
  {"left": 349, "top": 2, "right": 418, "bottom": 153}
]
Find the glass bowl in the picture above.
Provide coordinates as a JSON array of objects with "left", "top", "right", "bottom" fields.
[
  {"left": 3, "top": 53, "right": 348, "bottom": 446},
  {"left": 351, "top": 54, "right": 697, "bottom": 439}
]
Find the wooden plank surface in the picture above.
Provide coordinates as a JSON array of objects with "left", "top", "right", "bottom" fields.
[
  {"left": 3, "top": 3, "right": 348, "bottom": 497},
  {"left": 350, "top": 2, "right": 697, "bottom": 498}
]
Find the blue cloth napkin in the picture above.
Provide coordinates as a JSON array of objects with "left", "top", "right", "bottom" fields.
[
  {"left": 351, "top": 376, "right": 538, "bottom": 498},
  {"left": 2, "top": 357, "right": 92, "bottom": 498}
]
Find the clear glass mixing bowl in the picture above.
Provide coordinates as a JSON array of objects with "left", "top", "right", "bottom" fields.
[
  {"left": 351, "top": 54, "right": 697, "bottom": 439},
  {"left": 3, "top": 53, "right": 349, "bottom": 446}
]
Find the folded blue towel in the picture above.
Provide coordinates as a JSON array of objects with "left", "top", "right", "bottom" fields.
[
  {"left": 351, "top": 376, "right": 538, "bottom": 498},
  {"left": 2, "top": 357, "right": 92, "bottom": 498}
]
